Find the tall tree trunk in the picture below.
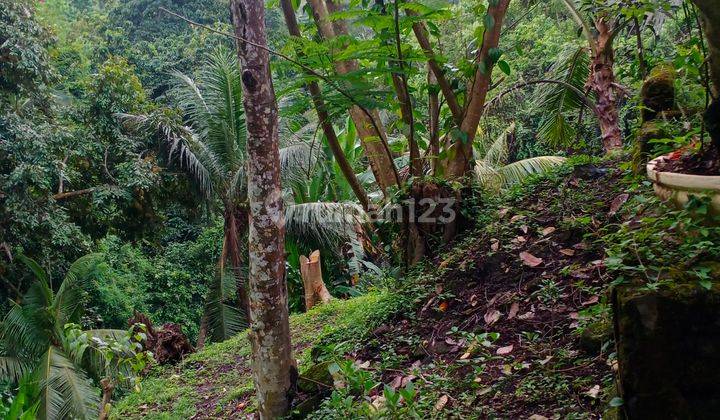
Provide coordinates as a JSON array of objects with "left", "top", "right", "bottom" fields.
[
  {"left": 445, "top": 0, "right": 511, "bottom": 177},
  {"left": 691, "top": 0, "right": 720, "bottom": 98},
  {"left": 691, "top": 0, "right": 720, "bottom": 150},
  {"left": 230, "top": 0, "right": 295, "bottom": 417},
  {"left": 427, "top": 66, "right": 440, "bottom": 174},
  {"left": 588, "top": 19, "right": 623, "bottom": 152},
  {"left": 306, "top": 0, "right": 400, "bottom": 193},
  {"left": 279, "top": 0, "right": 371, "bottom": 211}
]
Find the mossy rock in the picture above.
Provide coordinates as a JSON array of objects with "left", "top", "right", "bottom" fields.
[
  {"left": 613, "top": 281, "right": 720, "bottom": 419},
  {"left": 297, "top": 361, "right": 333, "bottom": 394},
  {"left": 641, "top": 64, "right": 676, "bottom": 121},
  {"left": 632, "top": 121, "right": 666, "bottom": 174},
  {"left": 579, "top": 318, "right": 611, "bottom": 355}
]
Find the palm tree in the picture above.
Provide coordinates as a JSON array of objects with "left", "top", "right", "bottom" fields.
[
  {"left": 123, "top": 49, "right": 367, "bottom": 345},
  {"left": 0, "top": 254, "right": 127, "bottom": 419},
  {"left": 474, "top": 124, "right": 567, "bottom": 191}
]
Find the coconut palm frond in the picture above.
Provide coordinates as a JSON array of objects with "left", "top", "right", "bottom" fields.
[
  {"left": 120, "top": 112, "right": 217, "bottom": 198},
  {"left": 203, "top": 266, "right": 248, "bottom": 343},
  {"left": 53, "top": 253, "right": 103, "bottom": 328},
  {"left": 36, "top": 347, "right": 99, "bottom": 420},
  {"left": 559, "top": 0, "right": 596, "bottom": 52},
  {"left": 536, "top": 47, "right": 589, "bottom": 148},
  {"left": 170, "top": 70, "right": 211, "bottom": 136},
  {"left": 0, "top": 355, "right": 29, "bottom": 383},
  {"left": 2, "top": 304, "right": 55, "bottom": 359},
  {"left": 16, "top": 254, "right": 49, "bottom": 286},
  {"left": 196, "top": 49, "right": 246, "bottom": 174},
  {"left": 497, "top": 156, "right": 567, "bottom": 187},
  {"left": 280, "top": 142, "right": 317, "bottom": 185},
  {"left": 479, "top": 123, "right": 515, "bottom": 166},
  {"left": 205, "top": 299, "right": 246, "bottom": 343},
  {"left": 474, "top": 160, "right": 503, "bottom": 190},
  {"left": 285, "top": 202, "right": 367, "bottom": 250}
]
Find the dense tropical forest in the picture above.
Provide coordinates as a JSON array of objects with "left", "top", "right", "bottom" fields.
[{"left": 1, "top": 0, "right": 720, "bottom": 418}]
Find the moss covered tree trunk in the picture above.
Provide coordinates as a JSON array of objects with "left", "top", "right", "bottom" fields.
[{"left": 230, "top": 0, "right": 295, "bottom": 417}]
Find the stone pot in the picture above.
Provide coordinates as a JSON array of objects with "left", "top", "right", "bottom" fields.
[{"left": 646, "top": 151, "right": 720, "bottom": 213}]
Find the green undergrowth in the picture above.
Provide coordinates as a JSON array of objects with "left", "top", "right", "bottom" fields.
[{"left": 111, "top": 291, "right": 404, "bottom": 419}]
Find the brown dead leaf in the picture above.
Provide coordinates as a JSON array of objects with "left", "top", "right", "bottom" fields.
[
  {"left": 609, "top": 193, "right": 630, "bottom": 215},
  {"left": 582, "top": 295, "right": 599, "bottom": 306},
  {"left": 520, "top": 225, "right": 528, "bottom": 234},
  {"left": 519, "top": 251, "right": 543, "bottom": 267},
  {"left": 438, "top": 301, "right": 448, "bottom": 312},
  {"left": 508, "top": 302, "right": 520, "bottom": 319},
  {"left": 510, "top": 214, "right": 526, "bottom": 223},
  {"left": 559, "top": 248, "right": 575, "bottom": 256},
  {"left": 434, "top": 394, "right": 449, "bottom": 411},
  {"left": 491, "top": 240, "right": 499, "bottom": 251},
  {"left": 541, "top": 226, "right": 556, "bottom": 236},
  {"left": 585, "top": 385, "right": 601, "bottom": 399},
  {"left": 484, "top": 309, "right": 501, "bottom": 325},
  {"left": 529, "top": 415, "right": 549, "bottom": 420},
  {"left": 498, "top": 208, "right": 509, "bottom": 218},
  {"left": 496, "top": 345, "right": 514, "bottom": 355}
]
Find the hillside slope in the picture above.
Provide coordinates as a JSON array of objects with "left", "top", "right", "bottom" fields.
[{"left": 115, "top": 157, "right": 675, "bottom": 418}]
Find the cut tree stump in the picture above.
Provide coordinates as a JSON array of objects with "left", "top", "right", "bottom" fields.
[
  {"left": 613, "top": 282, "right": 720, "bottom": 419},
  {"left": 300, "top": 250, "right": 332, "bottom": 310}
]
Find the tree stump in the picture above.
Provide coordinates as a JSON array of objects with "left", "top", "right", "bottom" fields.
[
  {"left": 300, "top": 250, "right": 332, "bottom": 310},
  {"left": 613, "top": 282, "right": 720, "bottom": 419}
]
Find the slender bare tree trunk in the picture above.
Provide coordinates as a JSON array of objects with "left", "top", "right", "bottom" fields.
[
  {"left": 427, "top": 65, "right": 440, "bottom": 174},
  {"left": 230, "top": 0, "right": 295, "bottom": 417},
  {"left": 588, "top": 19, "right": 623, "bottom": 152},
  {"left": 279, "top": 0, "right": 371, "bottom": 211},
  {"left": 306, "top": 0, "right": 399, "bottom": 193},
  {"left": 445, "top": 0, "right": 511, "bottom": 177},
  {"left": 409, "top": 13, "right": 463, "bottom": 125}
]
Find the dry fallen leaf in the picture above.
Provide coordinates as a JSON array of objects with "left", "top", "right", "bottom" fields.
[
  {"left": 496, "top": 345, "right": 514, "bottom": 355},
  {"left": 559, "top": 248, "right": 575, "bottom": 256},
  {"left": 541, "top": 226, "right": 556, "bottom": 236},
  {"left": 520, "top": 225, "right": 528, "bottom": 234},
  {"left": 585, "top": 385, "right": 601, "bottom": 399},
  {"left": 438, "top": 301, "right": 448, "bottom": 312},
  {"left": 460, "top": 351, "right": 472, "bottom": 360},
  {"left": 582, "top": 295, "right": 599, "bottom": 306},
  {"left": 528, "top": 415, "right": 549, "bottom": 420},
  {"left": 609, "top": 193, "right": 630, "bottom": 215},
  {"left": 508, "top": 302, "right": 520, "bottom": 319},
  {"left": 484, "top": 309, "right": 501, "bottom": 325},
  {"left": 491, "top": 240, "right": 499, "bottom": 251},
  {"left": 519, "top": 251, "right": 543, "bottom": 267},
  {"left": 510, "top": 214, "right": 526, "bottom": 223},
  {"left": 498, "top": 208, "right": 509, "bottom": 218},
  {"left": 434, "top": 394, "right": 449, "bottom": 411}
]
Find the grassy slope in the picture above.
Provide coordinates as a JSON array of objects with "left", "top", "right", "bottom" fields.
[
  {"left": 111, "top": 292, "right": 400, "bottom": 419},
  {"left": 115, "top": 157, "right": 710, "bottom": 418}
]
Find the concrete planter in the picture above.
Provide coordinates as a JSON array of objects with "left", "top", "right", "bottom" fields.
[{"left": 646, "top": 151, "right": 720, "bottom": 213}]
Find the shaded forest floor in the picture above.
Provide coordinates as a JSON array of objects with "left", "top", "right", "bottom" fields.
[{"left": 113, "top": 157, "right": 644, "bottom": 419}]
